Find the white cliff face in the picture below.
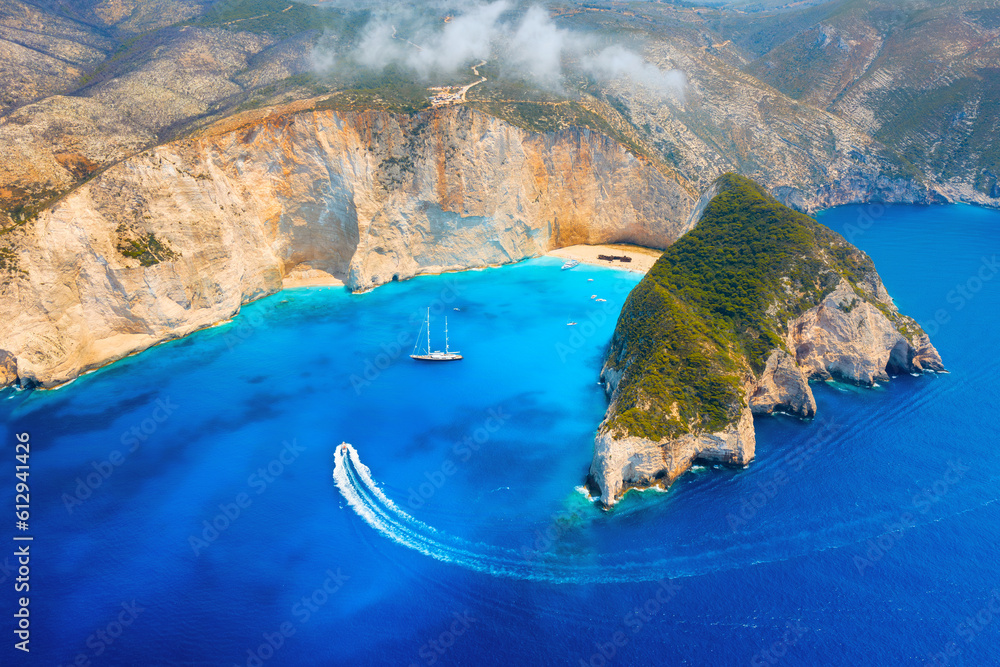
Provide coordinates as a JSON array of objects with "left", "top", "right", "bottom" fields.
[
  {"left": 908, "top": 333, "right": 947, "bottom": 374},
  {"left": 750, "top": 349, "right": 817, "bottom": 418},
  {"left": 342, "top": 110, "right": 695, "bottom": 290},
  {"left": 0, "top": 105, "right": 695, "bottom": 388},
  {"left": 590, "top": 400, "right": 755, "bottom": 507},
  {"left": 786, "top": 279, "right": 944, "bottom": 384}
]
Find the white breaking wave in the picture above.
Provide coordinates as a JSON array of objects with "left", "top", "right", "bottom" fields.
[{"left": 333, "top": 443, "right": 697, "bottom": 583}]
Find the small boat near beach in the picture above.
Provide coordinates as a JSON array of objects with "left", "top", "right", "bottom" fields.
[{"left": 561, "top": 259, "right": 580, "bottom": 270}]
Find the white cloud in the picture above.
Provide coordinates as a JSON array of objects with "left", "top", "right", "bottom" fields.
[
  {"left": 311, "top": 1, "right": 685, "bottom": 99},
  {"left": 503, "top": 5, "right": 579, "bottom": 88},
  {"left": 406, "top": 1, "right": 508, "bottom": 77},
  {"left": 582, "top": 45, "right": 686, "bottom": 99}
]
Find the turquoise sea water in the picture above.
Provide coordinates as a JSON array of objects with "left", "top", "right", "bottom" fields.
[{"left": 1, "top": 203, "right": 998, "bottom": 665}]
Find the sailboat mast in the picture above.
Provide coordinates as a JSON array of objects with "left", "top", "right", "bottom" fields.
[
  {"left": 426, "top": 307, "right": 431, "bottom": 353},
  {"left": 445, "top": 317, "right": 449, "bottom": 353}
]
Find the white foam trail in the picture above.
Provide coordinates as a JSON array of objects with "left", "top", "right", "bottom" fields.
[
  {"left": 335, "top": 443, "right": 554, "bottom": 580},
  {"left": 337, "top": 443, "right": 979, "bottom": 583},
  {"left": 333, "top": 443, "right": 697, "bottom": 583}
]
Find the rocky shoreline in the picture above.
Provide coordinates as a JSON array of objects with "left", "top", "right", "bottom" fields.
[{"left": 0, "top": 104, "right": 967, "bottom": 392}]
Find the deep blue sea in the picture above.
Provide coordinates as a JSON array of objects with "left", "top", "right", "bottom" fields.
[{"left": 1, "top": 203, "right": 998, "bottom": 666}]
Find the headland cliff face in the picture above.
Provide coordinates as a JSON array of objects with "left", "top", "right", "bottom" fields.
[
  {"left": 0, "top": 105, "right": 695, "bottom": 388},
  {"left": 589, "top": 175, "right": 944, "bottom": 507}
]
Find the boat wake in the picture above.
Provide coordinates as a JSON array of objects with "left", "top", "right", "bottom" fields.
[
  {"left": 333, "top": 443, "right": 705, "bottom": 583},
  {"left": 334, "top": 443, "right": 989, "bottom": 584}
]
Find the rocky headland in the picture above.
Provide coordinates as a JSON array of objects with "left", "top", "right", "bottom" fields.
[{"left": 589, "top": 174, "right": 944, "bottom": 507}]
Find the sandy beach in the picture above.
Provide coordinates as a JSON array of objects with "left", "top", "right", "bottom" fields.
[
  {"left": 280, "top": 244, "right": 662, "bottom": 289},
  {"left": 282, "top": 268, "right": 346, "bottom": 288},
  {"left": 546, "top": 243, "right": 663, "bottom": 274}
]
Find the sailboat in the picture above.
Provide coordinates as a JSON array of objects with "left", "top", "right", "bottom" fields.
[{"left": 410, "top": 307, "right": 462, "bottom": 361}]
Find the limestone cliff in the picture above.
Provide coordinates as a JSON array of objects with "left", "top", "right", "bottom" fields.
[
  {"left": 749, "top": 350, "right": 816, "bottom": 419},
  {"left": 0, "top": 350, "right": 15, "bottom": 387},
  {"left": 589, "top": 174, "right": 944, "bottom": 507},
  {"left": 0, "top": 104, "right": 694, "bottom": 388},
  {"left": 592, "top": 384, "right": 757, "bottom": 507},
  {"left": 787, "top": 280, "right": 945, "bottom": 384}
]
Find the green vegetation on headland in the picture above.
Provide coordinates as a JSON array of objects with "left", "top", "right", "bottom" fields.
[{"left": 604, "top": 173, "right": 887, "bottom": 441}]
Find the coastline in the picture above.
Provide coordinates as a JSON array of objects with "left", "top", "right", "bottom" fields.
[
  {"left": 13, "top": 250, "right": 658, "bottom": 391},
  {"left": 282, "top": 268, "right": 346, "bottom": 288},
  {"left": 545, "top": 244, "right": 663, "bottom": 274}
]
